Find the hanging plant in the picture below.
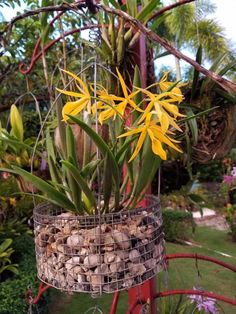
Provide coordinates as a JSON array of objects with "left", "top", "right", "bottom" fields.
[{"left": 1, "top": 65, "right": 185, "bottom": 293}]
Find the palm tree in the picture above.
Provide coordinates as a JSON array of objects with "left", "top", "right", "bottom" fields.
[{"left": 156, "top": 0, "right": 230, "bottom": 79}]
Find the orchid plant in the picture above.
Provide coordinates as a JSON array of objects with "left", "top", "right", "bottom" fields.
[{"left": 4, "top": 66, "right": 185, "bottom": 214}]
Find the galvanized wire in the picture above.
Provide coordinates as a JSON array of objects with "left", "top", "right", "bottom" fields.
[{"left": 34, "top": 195, "right": 165, "bottom": 295}]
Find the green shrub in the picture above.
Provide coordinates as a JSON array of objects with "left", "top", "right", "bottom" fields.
[
  {"left": 0, "top": 234, "right": 48, "bottom": 314},
  {"left": 162, "top": 209, "right": 195, "bottom": 242},
  {"left": 224, "top": 204, "right": 236, "bottom": 241},
  {"left": 194, "top": 160, "right": 224, "bottom": 183}
]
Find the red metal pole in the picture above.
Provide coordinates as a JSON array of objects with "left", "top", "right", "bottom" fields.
[
  {"left": 26, "top": 282, "right": 51, "bottom": 305},
  {"left": 127, "top": 277, "right": 157, "bottom": 314},
  {"left": 109, "top": 291, "right": 120, "bottom": 314},
  {"left": 126, "top": 30, "right": 157, "bottom": 314}
]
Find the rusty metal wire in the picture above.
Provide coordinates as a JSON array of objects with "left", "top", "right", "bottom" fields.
[{"left": 34, "top": 195, "right": 165, "bottom": 295}]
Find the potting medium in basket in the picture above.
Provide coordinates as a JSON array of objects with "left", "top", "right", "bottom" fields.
[{"left": 33, "top": 195, "right": 165, "bottom": 294}]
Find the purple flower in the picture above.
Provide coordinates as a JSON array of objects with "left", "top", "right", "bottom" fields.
[
  {"left": 189, "top": 288, "right": 218, "bottom": 314},
  {"left": 223, "top": 175, "right": 235, "bottom": 185}
]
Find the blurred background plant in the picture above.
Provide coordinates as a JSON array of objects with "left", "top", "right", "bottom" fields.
[
  {"left": 0, "top": 104, "right": 49, "bottom": 192},
  {"left": 0, "top": 238, "right": 18, "bottom": 280},
  {"left": 224, "top": 204, "right": 236, "bottom": 241}
]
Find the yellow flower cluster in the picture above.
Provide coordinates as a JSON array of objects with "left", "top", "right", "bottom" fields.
[{"left": 57, "top": 68, "right": 184, "bottom": 162}]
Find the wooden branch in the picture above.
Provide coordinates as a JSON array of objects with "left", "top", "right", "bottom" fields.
[
  {"left": 1, "top": 1, "right": 235, "bottom": 94},
  {"left": 0, "top": 1, "right": 85, "bottom": 35},
  {"left": 148, "top": 0, "right": 195, "bottom": 22},
  {"left": 99, "top": 4, "right": 236, "bottom": 95}
]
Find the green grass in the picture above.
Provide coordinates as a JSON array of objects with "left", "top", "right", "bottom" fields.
[{"left": 48, "top": 227, "right": 236, "bottom": 314}]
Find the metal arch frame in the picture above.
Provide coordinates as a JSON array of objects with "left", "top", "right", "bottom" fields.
[{"left": 26, "top": 253, "right": 236, "bottom": 313}]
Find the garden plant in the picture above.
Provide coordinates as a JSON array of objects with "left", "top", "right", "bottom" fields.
[{"left": 0, "top": 0, "right": 236, "bottom": 313}]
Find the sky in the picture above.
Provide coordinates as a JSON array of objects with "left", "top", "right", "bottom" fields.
[
  {"left": 1, "top": 0, "right": 236, "bottom": 71},
  {"left": 1, "top": 0, "right": 236, "bottom": 44},
  {"left": 211, "top": 0, "right": 236, "bottom": 42}
]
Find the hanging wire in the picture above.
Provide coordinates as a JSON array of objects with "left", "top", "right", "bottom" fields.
[
  {"left": 194, "top": 253, "right": 202, "bottom": 288},
  {"left": 157, "top": 166, "right": 161, "bottom": 199},
  {"left": 81, "top": 43, "right": 84, "bottom": 74},
  {"left": 83, "top": 305, "right": 104, "bottom": 314},
  {"left": 89, "top": 27, "right": 101, "bottom": 46}
]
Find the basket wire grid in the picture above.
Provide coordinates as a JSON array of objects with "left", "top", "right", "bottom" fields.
[{"left": 34, "top": 195, "right": 165, "bottom": 295}]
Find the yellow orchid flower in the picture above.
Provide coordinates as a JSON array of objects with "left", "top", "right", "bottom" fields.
[
  {"left": 92, "top": 99, "right": 122, "bottom": 124},
  {"left": 91, "top": 90, "right": 120, "bottom": 124},
  {"left": 118, "top": 114, "right": 182, "bottom": 162},
  {"left": 98, "top": 68, "right": 143, "bottom": 122},
  {"left": 137, "top": 88, "right": 184, "bottom": 134},
  {"left": 56, "top": 69, "right": 91, "bottom": 122},
  {"left": 159, "top": 72, "right": 185, "bottom": 100}
]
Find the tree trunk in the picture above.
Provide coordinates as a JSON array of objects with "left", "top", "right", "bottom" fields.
[{"left": 175, "top": 56, "right": 182, "bottom": 80}]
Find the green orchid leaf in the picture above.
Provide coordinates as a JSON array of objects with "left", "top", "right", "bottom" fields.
[
  {"left": 81, "top": 159, "right": 101, "bottom": 178},
  {"left": 219, "top": 59, "right": 236, "bottom": 76},
  {"left": 66, "top": 156, "right": 82, "bottom": 212},
  {"left": 67, "top": 115, "right": 120, "bottom": 208},
  {"left": 103, "top": 153, "right": 113, "bottom": 212},
  {"left": 132, "top": 65, "right": 143, "bottom": 122},
  {"left": 66, "top": 124, "right": 78, "bottom": 166},
  {"left": 48, "top": 156, "right": 62, "bottom": 187},
  {"left": 185, "top": 126, "right": 193, "bottom": 180},
  {"left": 209, "top": 52, "right": 228, "bottom": 73},
  {"left": 191, "top": 45, "right": 202, "bottom": 100},
  {"left": 46, "top": 128, "right": 56, "bottom": 162},
  {"left": 56, "top": 98, "right": 67, "bottom": 158},
  {"left": 3, "top": 167, "right": 75, "bottom": 211},
  {"left": 115, "top": 135, "right": 138, "bottom": 165},
  {"left": 61, "top": 160, "right": 96, "bottom": 214},
  {"left": 40, "top": 0, "right": 52, "bottom": 46},
  {"left": 186, "top": 108, "right": 198, "bottom": 145},
  {"left": 132, "top": 138, "right": 160, "bottom": 198},
  {"left": 127, "top": 0, "right": 137, "bottom": 17},
  {"left": 215, "top": 88, "right": 236, "bottom": 104},
  {"left": 66, "top": 123, "right": 82, "bottom": 211},
  {"left": 107, "top": 0, "right": 120, "bottom": 8},
  {"left": 150, "top": 12, "right": 171, "bottom": 31},
  {"left": 136, "top": 0, "right": 161, "bottom": 23},
  {"left": 179, "top": 106, "right": 219, "bottom": 123},
  {"left": 200, "top": 52, "right": 228, "bottom": 96}
]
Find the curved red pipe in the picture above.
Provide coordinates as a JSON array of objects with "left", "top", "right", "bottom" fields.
[
  {"left": 127, "top": 290, "right": 236, "bottom": 313},
  {"left": 155, "top": 289, "right": 236, "bottom": 305},
  {"left": 166, "top": 253, "right": 236, "bottom": 272},
  {"left": 19, "top": 24, "right": 101, "bottom": 74},
  {"left": 26, "top": 282, "right": 51, "bottom": 304}
]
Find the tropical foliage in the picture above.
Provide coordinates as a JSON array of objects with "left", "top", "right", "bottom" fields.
[
  {"left": 4, "top": 67, "right": 185, "bottom": 213},
  {"left": 0, "top": 238, "right": 18, "bottom": 277},
  {"left": 0, "top": 105, "right": 44, "bottom": 171}
]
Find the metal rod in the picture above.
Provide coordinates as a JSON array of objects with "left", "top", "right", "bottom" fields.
[
  {"left": 166, "top": 253, "right": 236, "bottom": 272},
  {"left": 155, "top": 289, "right": 236, "bottom": 306},
  {"left": 109, "top": 291, "right": 120, "bottom": 314}
]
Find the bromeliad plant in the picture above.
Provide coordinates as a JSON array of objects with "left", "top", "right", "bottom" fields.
[{"left": 6, "top": 66, "right": 184, "bottom": 214}]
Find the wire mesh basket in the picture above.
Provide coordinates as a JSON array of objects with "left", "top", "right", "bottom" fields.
[{"left": 34, "top": 195, "right": 165, "bottom": 294}]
